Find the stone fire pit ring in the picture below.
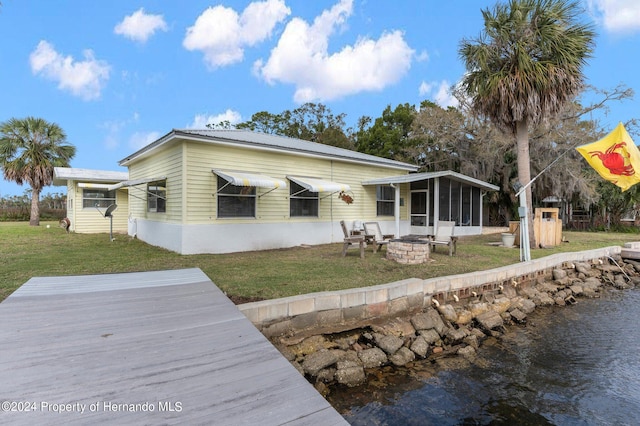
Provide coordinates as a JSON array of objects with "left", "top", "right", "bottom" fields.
[{"left": 386, "top": 237, "right": 431, "bottom": 265}]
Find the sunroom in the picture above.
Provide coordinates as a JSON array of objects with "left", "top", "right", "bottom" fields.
[{"left": 363, "top": 170, "right": 499, "bottom": 237}]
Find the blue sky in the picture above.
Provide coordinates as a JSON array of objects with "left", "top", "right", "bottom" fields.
[{"left": 1, "top": 0, "right": 639, "bottom": 197}]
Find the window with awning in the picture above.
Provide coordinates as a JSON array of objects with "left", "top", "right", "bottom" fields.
[{"left": 213, "top": 170, "right": 287, "bottom": 218}]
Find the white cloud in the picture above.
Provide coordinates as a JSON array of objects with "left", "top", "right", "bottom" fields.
[
  {"left": 256, "top": 0, "right": 414, "bottom": 102},
  {"left": 114, "top": 8, "right": 168, "bottom": 43},
  {"left": 419, "top": 80, "right": 458, "bottom": 108},
  {"left": 129, "top": 131, "right": 161, "bottom": 150},
  {"left": 588, "top": 0, "right": 640, "bottom": 33},
  {"left": 183, "top": 0, "right": 290, "bottom": 69},
  {"left": 29, "top": 40, "right": 110, "bottom": 101},
  {"left": 99, "top": 113, "right": 140, "bottom": 150},
  {"left": 415, "top": 50, "right": 429, "bottom": 62},
  {"left": 418, "top": 81, "right": 433, "bottom": 96},
  {"left": 187, "top": 110, "right": 243, "bottom": 128}
]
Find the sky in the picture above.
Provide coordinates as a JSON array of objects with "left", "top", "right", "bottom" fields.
[{"left": 1, "top": 0, "right": 639, "bottom": 197}]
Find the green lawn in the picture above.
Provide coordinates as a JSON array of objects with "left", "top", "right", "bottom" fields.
[{"left": 2, "top": 221, "right": 639, "bottom": 303}]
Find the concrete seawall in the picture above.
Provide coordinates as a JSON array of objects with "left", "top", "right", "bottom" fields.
[{"left": 239, "top": 246, "right": 622, "bottom": 338}]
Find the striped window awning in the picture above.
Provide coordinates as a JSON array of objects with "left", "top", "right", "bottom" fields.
[
  {"left": 107, "top": 176, "right": 165, "bottom": 191},
  {"left": 77, "top": 183, "right": 114, "bottom": 189},
  {"left": 287, "top": 176, "right": 350, "bottom": 193},
  {"left": 213, "top": 170, "right": 287, "bottom": 189}
]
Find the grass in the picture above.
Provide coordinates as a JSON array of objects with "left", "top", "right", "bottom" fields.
[{"left": 2, "top": 221, "right": 639, "bottom": 304}]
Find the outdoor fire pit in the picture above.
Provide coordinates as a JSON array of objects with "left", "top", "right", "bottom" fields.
[{"left": 386, "top": 236, "right": 431, "bottom": 265}]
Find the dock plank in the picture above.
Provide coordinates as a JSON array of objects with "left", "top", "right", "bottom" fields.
[{"left": 0, "top": 268, "right": 347, "bottom": 425}]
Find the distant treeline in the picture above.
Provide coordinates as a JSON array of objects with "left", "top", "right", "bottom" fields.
[{"left": 0, "top": 191, "right": 66, "bottom": 222}]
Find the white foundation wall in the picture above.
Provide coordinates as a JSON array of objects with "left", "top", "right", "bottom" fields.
[
  {"left": 130, "top": 219, "right": 411, "bottom": 254},
  {"left": 130, "top": 219, "right": 184, "bottom": 253}
]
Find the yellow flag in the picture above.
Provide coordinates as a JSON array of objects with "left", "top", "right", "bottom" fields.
[{"left": 576, "top": 122, "right": 640, "bottom": 191}]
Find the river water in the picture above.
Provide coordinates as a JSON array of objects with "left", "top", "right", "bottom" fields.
[{"left": 327, "top": 288, "right": 640, "bottom": 425}]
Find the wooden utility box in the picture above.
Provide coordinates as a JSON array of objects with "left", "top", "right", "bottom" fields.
[
  {"left": 534, "top": 208, "right": 562, "bottom": 247},
  {"left": 509, "top": 221, "right": 521, "bottom": 246}
]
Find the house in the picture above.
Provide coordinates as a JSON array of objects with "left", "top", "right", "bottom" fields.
[
  {"left": 53, "top": 167, "right": 129, "bottom": 234},
  {"left": 56, "top": 129, "right": 499, "bottom": 254}
]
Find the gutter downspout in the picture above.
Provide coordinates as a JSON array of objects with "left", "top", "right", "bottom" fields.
[{"left": 391, "top": 184, "right": 400, "bottom": 237}]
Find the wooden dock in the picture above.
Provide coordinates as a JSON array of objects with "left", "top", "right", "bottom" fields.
[{"left": 0, "top": 268, "right": 347, "bottom": 425}]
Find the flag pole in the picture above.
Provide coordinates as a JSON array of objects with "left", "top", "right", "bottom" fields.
[{"left": 514, "top": 148, "right": 574, "bottom": 262}]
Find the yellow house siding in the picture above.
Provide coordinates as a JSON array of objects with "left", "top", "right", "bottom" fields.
[
  {"left": 70, "top": 183, "right": 128, "bottom": 233},
  {"left": 176, "top": 141, "right": 410, "bottom": 224},
  {"left": 328, "top": 161, "right": 410, "bottom": 221},
  {"left": 127, "top": 144, "right": 183, "bottom": 222},
  {"left": 125, "top": 138, "right": 412, "bottom": 228}
]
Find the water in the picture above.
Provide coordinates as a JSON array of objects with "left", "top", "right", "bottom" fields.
[{"left": 328, "top": 289, "right": 640, "bottom": 425}]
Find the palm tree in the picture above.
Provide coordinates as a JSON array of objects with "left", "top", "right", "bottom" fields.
[
  {"left": 0, "top": 117, "right": 76, "bottom": 225},
  {"left": 458, "top": 0, "right": 595, "bottom": 248}
]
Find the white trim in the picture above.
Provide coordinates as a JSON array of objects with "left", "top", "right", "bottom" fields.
[{"left": 363, "top": 170, "right": 499, "bottom": 191}]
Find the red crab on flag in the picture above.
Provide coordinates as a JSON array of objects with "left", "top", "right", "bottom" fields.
[{"left": 588, "top": 142, "right": 635, "bottom": 176}]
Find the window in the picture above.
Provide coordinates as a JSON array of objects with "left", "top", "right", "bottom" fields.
[
  {"left": 377, "top": 185, "right": 395, "bottom": 216},
  {"left": 147, "top": 180, "right": 166, "bottom": 213},
  {"left": 83, "top": 189, "right": 116, "bottom": 208},
  {"left": 290, "top": 181, "right": 318, "bottom": 217},
  {"left": 217, "top": 176, "right": 255, "bottom": 218}
]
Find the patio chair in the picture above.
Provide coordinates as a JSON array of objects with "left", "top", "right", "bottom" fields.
[
  {"left": 431, "top": 220, "right": 458, "bottom": 256},
  {"left": 363, "top": 222, "right": 394, "bottom": 253},
  {"left": 340, "top": 220, "right": 366, "bottom": 259}
]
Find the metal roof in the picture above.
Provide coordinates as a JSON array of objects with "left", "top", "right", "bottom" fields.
[
  {"left": 362, "top": 170, "right": 500, "bottom": 191},
  {"left": 53, "top": 167, "right": 129, "bottom": 186},
  {"left": 119, "top": 129, "right": 419, "bottom": 171}
]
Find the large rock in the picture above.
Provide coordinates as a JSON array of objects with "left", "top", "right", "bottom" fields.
[
  {"left": 458, "top": 345, "right": 476, "bottom": 359},
  {"left": 411, "top": 308, "right": 447, "bottom": 335},
  {"left": 535, "top": 292, "right": 555, "bottom": 306},
  {"left": 468, "top": 302, "right": 490, "bottom": 318},
  {"left": 410, "top": 335, "right": 430, "bottom": 358},
  {"left": 358, "top": 347, "right": 388, "bottom": 368},
  {"left": 475, "top": 310, "right": 504, "bottom": 331},
  {"left": 490, "top": 296, "right": 511, "bottom": 314},
  {"left": 446, "top": 327, "right": 468, "bottom": 344},
  {"left": 292, "top": 335, "right": 333, "bottom": 356},
  {"left": 418, "top": 328, "right": 442, "bottom": 345},
  {"left": 335, "top": 360, "right": 365, "bottom": 387},
  {"left": 302, "top": 349, "right": 340, "bottom": 376},
  {"left": 463, "top": 334, "right": 479, "bottom": 349},
  {"left": 437, "top": 304, "right": 458, "bottom": 323},
  {"left": 569, "top": 284, "right": 584, "bottom": 296},
  {"left": 510, "top": 308, "right": 527, "bottom": 324},
  {"left": 575, "top": 262, "right": 593, "bottom": 276},
  {"left": 371, "top": 318, "right": 416, "bottom": 339},
  {"left": 389, "top": 347, "right": 415, "bottom": 366},
  {"left": 509, "top": 296, "right": 536, "bottom": 314},
  {"left": 581, "top": 277, "right": 602, "bottom": 297},
  {"left": 520, "top": 287, "right": 540, "bottom": 300},
  {"left": 455, "top": 309, "right": 473, "bottom": 325},
  {"left": 537, "top": 282, "right": 559, "bottom": 294},
  {"left": 501, "top": 285, "right": 517, "bottom": 299},
  {"left": 552, "top": 268, "right": 568, "bottom": 280},
  {"left": 374, "top": 334, "right": 404, "bottom": 355}
]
